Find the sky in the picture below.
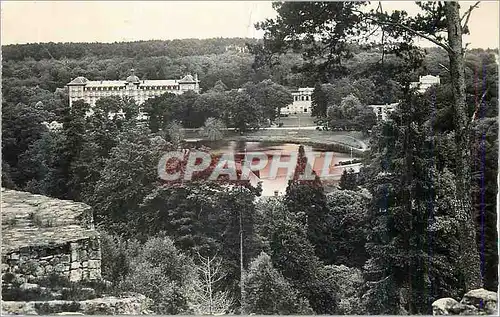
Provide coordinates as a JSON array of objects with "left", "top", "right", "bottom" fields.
[{"left": 1, "top": 1, "right": 499, "bottom": 48}]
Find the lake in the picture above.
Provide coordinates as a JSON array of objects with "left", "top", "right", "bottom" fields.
[{"left": 186, "top": 140, "right": 361, "bottom": 196}]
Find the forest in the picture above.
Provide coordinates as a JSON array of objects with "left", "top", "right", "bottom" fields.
[{"left": 2, "top": 2, "right": 499, "bottom": 314}]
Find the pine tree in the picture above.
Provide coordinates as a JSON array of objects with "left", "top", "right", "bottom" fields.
[
  {"left": 58, "top": 100, "right": 90, "bottom": 200},
  {"left": 255, "top": 195, "right": 339, "bottom": 314},
  {"left": 285, "top": 145, "right": 333, "bottom": 263},
  {"left": 269, "top": 211, "right": 339, "bottom": 314},
  {"left": 339, "top": 168, "right": 357, "bottom": 190},
  {"left": 362, "top": 93, "right": 463, "bottom": 314},
  {"left": 325, "top": 190, "right": 369, "bottom": 268}
]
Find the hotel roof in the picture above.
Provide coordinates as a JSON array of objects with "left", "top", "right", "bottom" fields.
[
  {"left": 67, "top": 76, "right": 89, "bottom": 86},
  {"left": 179, "top": 74, "right": 197, "bottom": 83},
  {"left": 68, "top": 73, "right": 198, "bottom": 87},
  {"left": 68, "top": 78, "right": 183, "bottom": 87}
]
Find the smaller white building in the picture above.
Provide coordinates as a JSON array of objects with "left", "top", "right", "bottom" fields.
[
  {"left": 225, "top": 45, "right": 248, "bottom": 53},
  {"left": 410, "top": 75, "right": 440, "bottom": 93},
  {"left": 281, "top": 87, "right": 314, "bottom": 115},
  {"left": 369, "top": 103, "right": 398, "bottom": 121}
]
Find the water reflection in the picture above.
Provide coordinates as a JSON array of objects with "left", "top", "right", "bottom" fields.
[{"left": 186, "top": 140, "right": 360, "bottom": 196}]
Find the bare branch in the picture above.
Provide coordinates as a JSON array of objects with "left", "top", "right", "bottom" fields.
[
  {"left": 212, "top": 274, "right": 226, "bottom": 284},
  {"left": 192, "top": 253, "right": 232, "bottom": 315},
  {"left": 379, "top": 19, "right": 452, "bottom": 53},
  {"left": 461, "top": 1, "right": 481, "bottom": 31},
  {"left": 439, "top": 63, "right": 450, "bottom": 72},
  {"left": 354, "top": 10, "right": 453, "bottom": 53}
]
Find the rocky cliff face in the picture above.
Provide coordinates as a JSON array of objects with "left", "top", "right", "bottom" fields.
[
  {"left": 1, "top": 188, "right": 101, "bottom": 283},
  {"left": 432, "top": 288, "right": 498, "bottom": 315}
]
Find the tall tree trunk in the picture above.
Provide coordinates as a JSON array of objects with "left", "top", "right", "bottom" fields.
[
  {"left": 444, "top": 1, "right": 482, "bottom": 291},
  {"left": 404, "top": 116, "right": 414, "bottom": 315},
  {"left": 239, "top": 208, "right": 246, "bottom": 314}
]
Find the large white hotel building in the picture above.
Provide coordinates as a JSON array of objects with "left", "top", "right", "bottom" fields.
[{"left": 67, "top": 70, "right": 200, "bottom": 107}]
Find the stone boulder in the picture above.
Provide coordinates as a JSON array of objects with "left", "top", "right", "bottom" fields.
[
  {"left": 432, "top": 288, "right": 498, "bottom": 315},
  {"left": 460, "top": 288, "right": 497, "bottom": 315},
  {"left": 1, "top": 302, "right": 38, "bottom": 315},
  {"left": 432, "top": 298, "right": 461, "bottom": 315},
  {"left": 79, "top": 294, "right": 153, "bottom": 315}
]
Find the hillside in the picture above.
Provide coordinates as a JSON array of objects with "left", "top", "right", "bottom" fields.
[
  {"left": 1, "top": 38, "right": 258, "bottom": 61},
  {"left": 2, "top": 38, "right": 497, "bottom": 110}
]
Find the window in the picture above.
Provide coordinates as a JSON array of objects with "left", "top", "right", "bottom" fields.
[
  {"left": 301, "top": 96, "right": 305, "bottom": 101},
  {"left": 305, "top": 96, "right": 309, "bottom": 101},
  {"left": 304, "top": 108, "right": 308, "bottom": 113}
]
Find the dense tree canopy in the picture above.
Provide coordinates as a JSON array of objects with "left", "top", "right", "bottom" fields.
[
  {"left": 243, "top": 252, "right": 313, "bottom": 314},
  {"left": 2, "top": 20, "right": 497, "bottom": 315}
]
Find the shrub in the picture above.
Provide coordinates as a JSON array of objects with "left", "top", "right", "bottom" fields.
[
  {"left": 243, "top": 252, "right": 313, "bottom": 314},
  {"left": 99, "top": 231, "right": 141, "bottom": 285},
  {"left": 118, "top": 236, "right": 197, "bottom": 314},
  {"left": 325, "top": 265, "right": 365, "bottom": 314}
]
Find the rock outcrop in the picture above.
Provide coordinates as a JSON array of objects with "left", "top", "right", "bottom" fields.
[
  {"left": 1, "top": 294, "right": 153, "bottom": 315},
  {"left": 1, "top": 189, "right": 101, "bottom": 283},
  {"left": 432, "top": 288, "right": 498, "bottom": 315},
  {"left": 1, "top": 189, "right": 153, "bottom": 315}
]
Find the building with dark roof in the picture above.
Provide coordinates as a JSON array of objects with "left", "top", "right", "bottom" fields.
[{"left": 67, "top": 69, "right": 200, "bottom": 107}]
